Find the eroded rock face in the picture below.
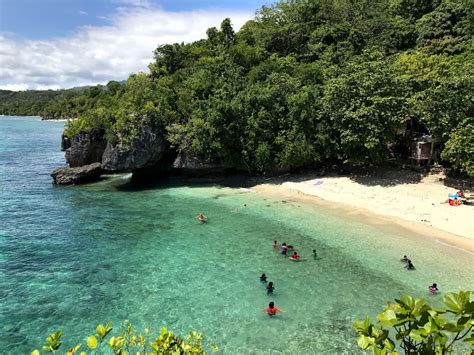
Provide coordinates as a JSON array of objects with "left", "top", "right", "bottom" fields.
[
  {"left": 101, "top": 124, "right": 167, "bottom": 172},
  {"left": 172, "top": 152, "right": 225, "bottom": 176},
  {"left": 65, "top": 130, "right": 107, "bottom": 167},
  {"left": 51, "top": 163, "right": 102, "bottom": 185}
]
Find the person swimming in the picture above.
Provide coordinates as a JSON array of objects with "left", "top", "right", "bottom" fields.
[
  {"left": 289, "top": 251, "right": 300, "bottom": 261},
  {"left": 267, "top": 282, "right": 274, "bottom": 294},
  {"left": 405, "top": 260, "right": 415, "bottom": 270},
  {"left": 428, "top": 283, "right": 438, "bottom": 294},
  {"left": 196, "top": 213, "right": 207, "bottom": 223},
  {"left": 260, "top": 301, "right": 283, "bottom": 317},
  {"left": 260, "top": 273, "right": 267, "bottom": 283}
]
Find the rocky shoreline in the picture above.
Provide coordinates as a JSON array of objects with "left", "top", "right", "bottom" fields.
[{"left": 51, "top": 123, "right": 228, "bottom": 185}]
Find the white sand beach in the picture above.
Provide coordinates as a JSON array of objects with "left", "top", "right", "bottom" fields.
[{"left": 252, "top": 170, "right": 474, "bottom": 253}]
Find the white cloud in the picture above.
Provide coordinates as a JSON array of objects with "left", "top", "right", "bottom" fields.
[
  {"left": 78, "top": 10, "right": 88, "bottom": 16},
  {"left": 0, "top": 83, "right": 29, "bottom": 91},
  {"left": 0, "top": 7, "right": 254, "bottom": 90}
]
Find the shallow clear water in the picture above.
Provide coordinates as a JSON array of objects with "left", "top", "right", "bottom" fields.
[{"left": 0, "top": 117, "right": 472, "bottom": 354}]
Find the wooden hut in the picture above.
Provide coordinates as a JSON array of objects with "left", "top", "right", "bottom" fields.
[{"left": 410, "top": 135, "right": 436, "bottom": 166}]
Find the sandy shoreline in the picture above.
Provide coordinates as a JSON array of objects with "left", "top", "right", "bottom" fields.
[{"left": 251, "top": 171, "right": 474, "bottom": 254}]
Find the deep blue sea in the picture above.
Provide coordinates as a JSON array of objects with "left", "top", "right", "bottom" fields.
[{"left": 0, "top": 116, "right": 472, "bottom": 354}]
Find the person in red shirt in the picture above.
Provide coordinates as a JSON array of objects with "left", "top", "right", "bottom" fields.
[
  {"left": 289, "top": 251, "right": 300, "bottom": 261},
  {"left": 260, "top": 302, "right": 283, "bottom": 317}
]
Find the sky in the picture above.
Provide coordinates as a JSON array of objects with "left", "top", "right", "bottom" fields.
[{"left": 0, "top": 0, "right": 272, "bottom": 90}]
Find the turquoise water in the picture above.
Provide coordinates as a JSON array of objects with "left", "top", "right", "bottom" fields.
[{"left": 0, "top": 116, "right": 472, "bottom": 354}]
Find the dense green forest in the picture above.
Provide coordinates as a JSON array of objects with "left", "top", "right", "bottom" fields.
[
  {"left": 0, "top": 84, "right": 120, "bottom": 119},
  {"left": 1, "top": 0, "right": 473, "bottom": 175}
]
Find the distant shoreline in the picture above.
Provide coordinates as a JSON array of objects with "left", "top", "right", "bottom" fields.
[{"left": 0, "top": 115, "right": 73, "bottom": 122}]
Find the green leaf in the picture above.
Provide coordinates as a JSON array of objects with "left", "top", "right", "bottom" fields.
[
  {"left": 409, "top": 329, "right": 426, "bottom": 341},
  {"left": 384, "top": 337, "right": 395, "bottom": 350},
  {"left": 463, "top": 336, "right": 474, "bottom": 345},
  {"left": 87, "top": 336, "right": 98, "bottom": 349},
  {"left": 377, "top": 309, "right": 397, "bottom": 326},
  {"left": 444, "top": 322, "right": 464, "bottom": 332},
  {"left": 443, "top": 291, "right": 470, "bottom": 314},
  {"left": 356, "top": 335, "right": 372, "bottom": 349},
  {"left": 96, "top": 324, "right": 106, "bottom": 338},
  {"left": 353, "top": 316, "right": 371, "bottom": 332},
  {"left": 31, "top": 350, "right": 40, "bottom": 355}
]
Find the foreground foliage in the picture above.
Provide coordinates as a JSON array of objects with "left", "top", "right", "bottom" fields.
[
  {"left": 31, "top": 320, "right": 212, "bottom": 354},
  {"left": 1, "top": 0, "right": 473, "bottom": 174},
  {"left": 353, "top": 291, "right": 474, "bottom": 354}
]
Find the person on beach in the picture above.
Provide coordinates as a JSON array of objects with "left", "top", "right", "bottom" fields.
[
  {"left": 267, "top": 282, "right": 274, "bottom": 294},
  {"left": 405, "top": 260, "right": 415, "bottom": 270},
  {"left": 428, "top": 283, "right": 438, "bottom": 294},
  {"left": 260, "top": 273, "right": 267, "bottom": 283},
  {"left": 196, "top": 213, "right": 207, "bottom": 223},
  {"left": 260, "top": 301, "right": 283, "bottom": 317},
  {"left": 289, "top": 251, "right": 301, "bottom": 261}
]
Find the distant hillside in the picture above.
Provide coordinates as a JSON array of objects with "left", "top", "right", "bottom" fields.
[{"left": 0, "top": 82, "right": 122, "bottom": 119}]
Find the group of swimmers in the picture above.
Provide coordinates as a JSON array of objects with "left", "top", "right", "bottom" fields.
[
  {"left": 273, "top": 240, "right": 318, "bottom": 261},
  {"left": 401, "top": 255, "right": 440, "bottom": 294},
  {"left": 259, "top": 275, "right": 282, "bottom": 317},
  {"left": 260, "top": 274, "right": 275, "bottom": 294},
  {"left": 258, "top": 241, "right": 320, "bottom": 317}
]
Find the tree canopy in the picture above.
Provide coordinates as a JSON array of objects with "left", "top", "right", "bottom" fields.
[{"left": 2, "top": 0, "right": 473, "bottom": 175}]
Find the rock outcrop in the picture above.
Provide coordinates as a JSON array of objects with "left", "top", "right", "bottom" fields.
[
  {"left": 102, "top": 124, "right": 167, "bottom": 172},
  {"left": 172, "top": 152, "right": 225, "bottom": 176},
  {"left": 51, "top": 163, "right": 102, "bottom": 185},
  {"left": 65, "top": 130, "right": 107, "bottom": 167}
]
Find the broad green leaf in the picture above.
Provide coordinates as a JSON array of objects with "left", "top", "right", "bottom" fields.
[
  {"left": 463, "top": 336, "right": 474, "bottom": 345},
  {"left": 409, "top": 329, "right": 426, "bottom": 341},
  {"left": 384, "top": 337, "right": 395, "bottom": 350},
  {"left": 87, "top": 336, "right": 98, "bottom": 349},
  {"left": 357, "top": 335, "right": 372, "bottom": 349},
  {"left": 443, "top": 293, "right": 464, "bottom": 313},
  {"left": 353, "top": 316, "right": 371, "bottom": 332},
  {"left": 377, "top": 309, "right": 398, "bottom": 326},
  {"left": 444, "top": 322, "right": 464, "bottom": 332}
]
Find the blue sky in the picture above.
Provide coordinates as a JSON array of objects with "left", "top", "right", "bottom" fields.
[
  {"left": 0, "top": 0, "right": 272, "bottom": 90},
  {"left": 0, "top": 0, "right": 270, "bottom": 40}
]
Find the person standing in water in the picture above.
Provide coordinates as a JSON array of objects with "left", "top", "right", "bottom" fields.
[
  {"left": 260, "top": 273, "right": 267, "bottom": 283},
  {"left": 260, "top": 301, "right": 283, "bottom": 317},
  {"left": 267, "top": 281, "right": 274, "bottom": 294},
  {"left": 273, "top": 240, "right": 279, "bottom": 250},
  {"left": 281, "top": 243, "right": 288, "bottom": 256},
  {"left": 312, "top": 249, "right": 317, "bottom": 259}
]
